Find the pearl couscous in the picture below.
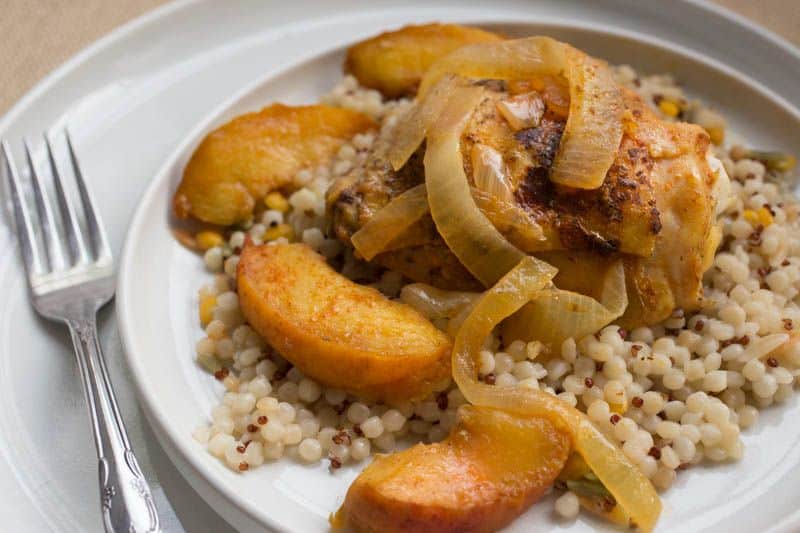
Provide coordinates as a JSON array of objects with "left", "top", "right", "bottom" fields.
[{"left": 191, "top": 70, "right": 800, "bottom": 521}]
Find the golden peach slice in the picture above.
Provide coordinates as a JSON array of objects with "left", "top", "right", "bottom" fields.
[
  {"left": 236, "top": 242, "right": 452, "bottom": 403},
  {"left": 339, "top": 405, "right": 570, "bottom": 533},
  {"left": 174, "top": 104, "right": 376, "bottom": 225},
  {"left": 345, "top": 23, "right": 502, "bottom": 98}
]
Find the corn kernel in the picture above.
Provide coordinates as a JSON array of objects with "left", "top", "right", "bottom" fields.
[
  {"left": 196, "top": 231, "right": 225, "bottom": 251},
  {"left": 769, "top": 154, "right": 796, "bottom": 173},
  {"left": 609, "top": 401, "right": 628, "bottom": 415},
  {"left": 263, "top": 223, "right": 294, "bottom": 242},
  {"left": 742, "top": 209, "right": 759, "bottom": 225},
  {"left": 757, "top": 206, "right": 774, "bottom": 227},
  {"left": 705, "top": 125, "right": 725, "bottom": 145},
  {"left": 658, "top": 99, "right": 681, "bottom": 118},
  {"left": 199, "top": 294, "right": 217, "bottom": 325},
  {"left": 264, "top": 192, "right": 290, "bottom": 212}
]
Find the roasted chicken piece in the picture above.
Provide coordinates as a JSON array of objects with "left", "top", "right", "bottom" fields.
[{"left": 328, "top": 80, "right": 729, "bottom": 326}]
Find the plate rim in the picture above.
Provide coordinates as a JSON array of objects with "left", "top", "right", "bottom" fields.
[
  {"left": 3, "top": 0, "right": 800, "bottom": 135},
  {"left": 116, "top": 15, "right": 800, "bottom": 533},
  {"left": 683, "top": 0, "right": 800, "bottom": 59},
  {"left": 0, "top": 1, "right": 795, "bottom": 531}
]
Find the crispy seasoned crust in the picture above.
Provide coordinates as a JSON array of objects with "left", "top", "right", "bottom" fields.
[{"left": 329, "top": 85, "right": 662, "bottom": 271}]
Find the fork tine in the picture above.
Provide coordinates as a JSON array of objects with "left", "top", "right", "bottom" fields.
[
  {"left": 46, "top": 134, "right": 89, "bottom": 265},
  {"left": 25, "top": 139, "right": 65, "bottom": 270},
  {"left": 65, "top": 131, "right": 111, "bottom": 262},
  {"left": 2, "top": 140, "right": 44, "bottom": 276}
]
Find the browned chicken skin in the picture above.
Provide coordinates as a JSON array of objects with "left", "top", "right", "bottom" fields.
[{"left": 327, "top": 79, "right": 725, "bottom": 327}]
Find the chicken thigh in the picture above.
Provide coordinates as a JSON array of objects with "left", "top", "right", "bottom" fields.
[{"left": 328, "top": 79, "right": 729, "bottom": 326}]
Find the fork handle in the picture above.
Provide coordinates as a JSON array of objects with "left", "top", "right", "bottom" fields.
[{"left": 67, "top": 317, "right": 160, "bottom": 533}]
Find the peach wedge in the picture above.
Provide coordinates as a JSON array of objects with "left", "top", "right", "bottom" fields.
[
  {"left": 339, "top": 405, "right": 570, "bottom": 533},
  {"left": 236, "top": 242, "right": 452, "bottom": 403},
  {"left": 345, "top": 23, "right": 502, "bottom": 98},
  {"left": 173, "top": 104, "right": 376, "bottom": 226}
]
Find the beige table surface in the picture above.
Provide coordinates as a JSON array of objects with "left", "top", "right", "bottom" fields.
[
  {"left": 1, "top": 0, "right": 799, "bottom": 116},
  {"left": 0, "top": 1, "right": 797, "bottom": 531}
]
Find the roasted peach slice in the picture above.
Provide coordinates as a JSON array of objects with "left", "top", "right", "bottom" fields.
[
  {"left": 338, "top": 405, "right": 570, "bottom": 533},
  {"left": 345, "top": 23, "right": 502, "bottom": 98},
  {"left": 173, "top": 104, "right": 376, "bottom": 225},
  {"left": 236, "top": 242, "right": 452, "bottom": 402}
]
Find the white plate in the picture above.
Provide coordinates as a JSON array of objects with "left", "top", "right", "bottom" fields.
[
  {"left": 1, "top": 1, "right": 799, "bottom": 532},
  {"left": 117, "top": 6, "right": 800, "bottom": 533}
]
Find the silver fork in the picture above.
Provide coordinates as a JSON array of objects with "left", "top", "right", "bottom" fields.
[{"left": 2, "top": 134, "right": 160, "bottom": 533}]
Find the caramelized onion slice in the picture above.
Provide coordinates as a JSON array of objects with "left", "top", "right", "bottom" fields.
[
  {"left": 425, "top": 86, "right": 526, "bottom": 286},
  {"left": 496, "top": 91, "right": 545, "bottom": 130},
  {"left": 553, "top": 53, "right": 622, "bottom": 189},
  {"left": 502, "top": 260, "right": 627, "bottom": 350},
  {"left": 470, "top": 189, "right": 545, "bottom": 250},
  {"left": 452, "top": 257, "right": 661, "bottom": 533},
  {"left": 471, "top": 143, "right": 514, "bottom": 203},
  {"left": 351, "top": 184, "right": 429, "bottom": 260},
  {"left": 352, "top": 183, "right": 543, "bottom": 262},
  {"left": 419, "top": 36, "right": 623, "bottom": 189},
  {"left": 387, "top": 75, "right": 461, "bottom": 171},
  {"left": 399, "top": 283, "right": 480, "bottom": 321}
]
